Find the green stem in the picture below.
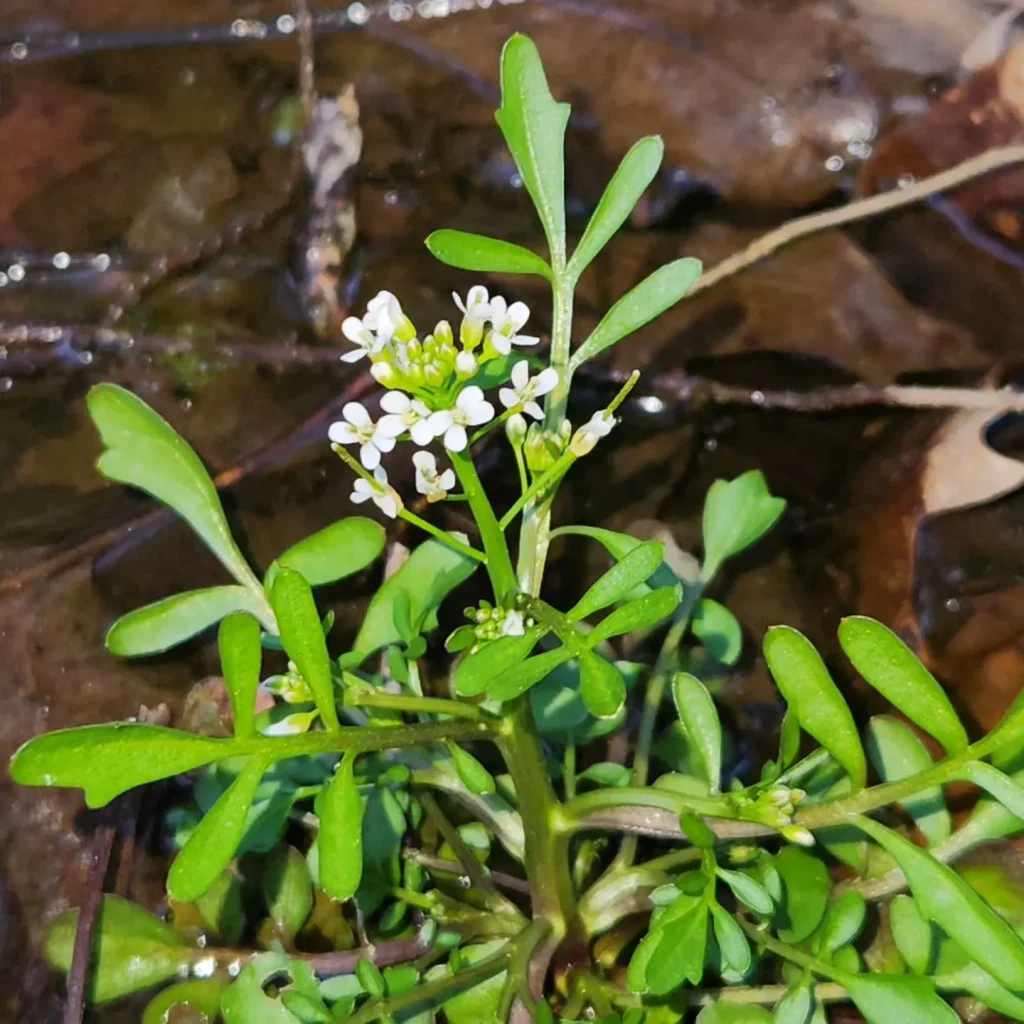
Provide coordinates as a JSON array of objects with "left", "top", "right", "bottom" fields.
[
  {"left": 449, "top": 448, "right": 517, "bottom": 600},
  {"left": 565, "top": 786, "right": 731, "bottom": 828},
  {"left": 398, "top": 507, "right": 487, "bottom": 562},
  {"left": 499, "top": 451, "right": 575, "bottom": 529},
  {"left": 341, "top": 685, "right": 483, "bottom": 721},
  {"left": 563, "top": 742, "right": 577, "bottom": 801}
]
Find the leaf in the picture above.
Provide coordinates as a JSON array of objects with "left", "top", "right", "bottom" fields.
[
  {"left": 274, "top": 517, "right": 386, "bottom": 588},
  {"left": 838, "top": 617, "right": 968, "bottom": 755},
  {"left": 772, "top": 986, "right": 813, "bottom": 1024},
  {"left": 319, "top": 752, "right": 364, "bottom": 901},
  {"left": 857, "top": 816, "right": 1024, "bottom": 989},
  {"left": 671, "top": 672, "right": 722, "bottom": 793},
  {"left": 489, "top": 646, "right": 573, "bottom": 701},
  {"left": 821, "top": 890, "right": 866, "bottom": 953},
  {"left": 778, "top": 710, "right": 802, "bottom": 770},
  {"left": 549, "top": 525, "right": 681, "bottom": 592},
  {"left": 494, "top": 34, "right": 570, "bottom": 259},
  {"left": 449, "top": 744, "right": 496, "bottom": 795},
  {"left": 425, "top": 230, "right": 552, "bottom": 279},
  {"left": 890, "top": 895, "right": 934, "bottom": 975},
  {"left": 443, "top": 941, "right": 509, "bottom": 1024},
  {"left": 840, "top": 973, "right": 959, "bottom": 1024},
  {"left": 693, "top": 599, "right": 744, "bottom": 665},
  {"left": 711, "top": 904, "right": 752, "bottom": 976},
  {"left": 763, "top": 626, "right": 866, "bottom": 791},
  {"left": 220, "top": 612, "right": 263, "bottom": 739},
  {"left": 196, "top": 867, "right": 245, "bottom": 944},
  {"left": 568, "top": 136, "right": 664, "bottom": 278},
  {"left": 570, "top": 257, "right": 702, "bottom": 369},
  {"left": 696, "top": 1006, "right": 772, "bottom": 1024},
  {"left": 142, "top": 980, "right": 224, "bottom": 1024},
  {"left": 589, "top": 587, "right": 681, "bottom": 645},
  {"left": 774, "top": 847, "right": 831, "bottom": 943},
  {"left": 579, "top": 650, "right": 626, "bottom": 719},
  {"left": 865, "top": 716, "right": 950, "bottom": 845},
  {"left": 717, "top": 868, "right": 774, "bottom": 915},
  {"left": 568, "top": 541, "right": 665, "bottom": 621},
  {"left": 578, "top": 762, "right": 631, "bottom": 788},
  {"left": 680, "top": 812, "right": 716, "bottom": 848},
  {"left": 263, "top": 845, "right": 314, "bottom": 941},
  {"left": 957, "top": 760, "right": 1024, "bottom": 820},
  {"left": 87, "top": 383, "right": 259, "bottom": 592},
  {"left": 221, "top": 951, "right": 321, "bottom": 1024},
  {"left": 354, "top": 535, "right": 477, "bottom": 657},
  {"left": 268, "top": 567, "right": 340, "bottom": 730},
  {"left": 701, "top": 470, "right": 787, "bottom": 579},
  {"left": 106, "top": 585, "right": 263, "bottom": 657},
  {"left": 10, "top": 723, "right": 230, "bottom": 808},
  {"left": 45, "top": 895, "right": 190, "bottom": 1004},
  {"left": 646, "top": 903, "right": 709, "bottom": 995},
  {"left": 169, "top": 755, "right": 268, "bottom": 902},
  {"left": 454, "top": 627, "right": 546, "bottom": 697}
]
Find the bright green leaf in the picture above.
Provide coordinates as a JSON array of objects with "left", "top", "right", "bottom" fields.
[
  {"left": 680, "top": 811, "right": 716, "bottom": 848},
  {"left": 578, "top": 762, "right": 632, "bottom": 788},
  {"left": 957, "top": 760, "right": 1024, "bottom": 821},
  {"left": 488, "top": 646, "right": 573, "bottom": 702},
  {"left": 142, "top": 980, "right": 224, "bottom": 1024},
  {"left": 320, "top": 752, "right": 364, "bottom": 901},
  {"left": 263, "top": 845, "right": 314, "bottom": 941},
  {"left": 425, "top": 229, "right": 551, "bottom": 279},
  {"left": 568, "top": 136, "right": 664, "bottom": 278},
  {"left": 589, "top": 587, "right": 681, "bottom": 644},
  {"left": 821, "top": 889, "right": 866, "bottom": 953},
  {"left": 169, "top": 755, "right": 268, "bottom": 902},
  {"left": 774, "top": 847, "right": 831, "bottom": 943},
  {"left": 646, "top": 903, "right": 709, "bottom": 995},
  {"left": 106, "top": 585, "right": 263, "bottom": 657},
  {"left": 693, "top": 599, "right": 744, "bottom": 665},
  {"left": 449, "top": 744, "right": 496, "bottom": 795},
  {"left": 549, "top": 525, "right": 681, "bottom": 592},
  {"left": 579, "top": 650, "right": 626, "bottom": 719},
  {"left": 570, "top": 258, "right": 702, "bottom": 370},
  {"left": 838, "top": 617, "right": 968, "bottom": 755},
  {"left": 568, "top": 541, "right": 664, "bottom": 621},
  {"left": 711, "top": 904, "right": 752, "bottom": 976},
  {"left": 696, "top": 1006, "right": 772, "bottom": 1024},
  {"left": 10, "top": 724, "right": 231, "bottom": 808},
  {"left": 866, "top": 716, "right": 950, "bottom": 845},
  {"left": 890, "top": 895, "right": 933, "bottom": 975},
  {"left": 268, "top": 567, "right": 340, "bottom": 731},
  {"left": 671, "top": 672, "right": 722, "bottom": 793},
  {"left": 701, "top": 470, "right": 786, "bottom": 579},
  {"left": 772, "top": 985, "right": 812, "bottom": 1024},
  {"left": 274, "top": 517, "right": 385, "bottom": 588},
  {"left": 717, "top": 868, "right": 774, "bottom": 915},
  {"left": 454, "top": 626, "right": 546, "bottom": 697},
  {"left": 763, "top": 626, "right": 866, "bottom": 791},
  {"left": 494, "top": 35, "right": 570, "bottom": 260},
  {"left": 840, "top": 973, "right": 959, "bottom": 1024},
  {"left": 443, "top": 941, "right": 509, "bottom": 1024},
  {"left": 196, "top": 867, "right": 245, "bottom": 944},
  {"left": 778, "top": 710, "right": 801, "bottom": 770},
  {"left": 221, "top": 951, "right": 321, "bottom": 1024},
  {"left": 220, "top": 611, "right": 263, "bottom": 739}
]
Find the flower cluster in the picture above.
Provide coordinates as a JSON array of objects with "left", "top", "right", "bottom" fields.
[
  {"left": 445, "top": 600, "right": 536, "bottom": 657},
  {"left": 729, "top": 784, "right": 813, "bottom": 847}
]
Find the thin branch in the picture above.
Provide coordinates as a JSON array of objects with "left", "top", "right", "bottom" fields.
[{"left": 294, "top": 0, "right": 317, "bottom": 127}]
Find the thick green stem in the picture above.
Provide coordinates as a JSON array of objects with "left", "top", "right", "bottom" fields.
[{"left": 341, "top": 685, "right": 483, "bottom": 720}]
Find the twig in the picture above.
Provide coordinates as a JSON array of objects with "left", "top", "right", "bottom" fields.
[
  {"left": 689, "top": 144, "right": 1024, "bottom": 298},
  {"left": 295, "top": 0, "right": 317, "bottom": 128},
  {"left": 927, "top": 193, "right": 1024, "bottom": 273}
]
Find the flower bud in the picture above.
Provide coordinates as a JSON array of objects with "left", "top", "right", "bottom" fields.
[
  {"left": 505, "top": 412, "right": 527, "bottom": 447},
  {"left": 781, "top": 825, "right": 815, "bottom": 847},
  {"left": 455, "top": 351, "right": 478, "bottom": 379},
  {"left": 406, "top": 338, "right": 422, "bottom": 360},
  {"left": 433, "top": 320, "right": 454, "bottom": 347},
  {"left": 370, "top": 362, "right": 396, "bottom": 386},
  {"left": 524, "top": 424, "right": 562, "bottom": 472},
  {"left": 424, "top": 362, "right": 445, "bottom": 387},
  {"left": 394, "top": 313, "right": 418, "bottom": 343},
  {"left": 460, "top": 316, "right": 485, "bottom": 351}
]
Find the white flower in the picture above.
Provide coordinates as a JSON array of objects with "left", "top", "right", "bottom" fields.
[
  {"left": 501, "top": 610, "right": 525, "bottom": 636},
  {"left": 340, "top": 316, "right": 384, "bottom": 363},
  {"left": 362, "top": 290, "right": 403, "bottom": 341},
  {"left": 453, "top": 285, "right": 491, "bottom": 320},
  {"left": 378, "top": 391, "right": 436, "bottom": 445},
  {"left": 488, "top": 295, "right": 538, "bottom": 355},
  {"left": 427, "top": 386, "right": 495, "bottom": 452},
  {"left": 349, "top": 465, "right": 401, "bottom": 518},
  {"left": 499, "top": 360, "right": 559, "bottom": 420},
  {"left": 328, "top": 402, "right": 397, "bottom": 470},
  {"left": 569, "top": 409, "right": 615, "bottom": 456},
  {"left": 413, "top": 451, "right": 456, "bottom": 502}
]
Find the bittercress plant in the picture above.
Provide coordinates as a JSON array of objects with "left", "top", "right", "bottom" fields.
[{"left": 12, "top": 32, "right": 1024, "bottom": 1024}]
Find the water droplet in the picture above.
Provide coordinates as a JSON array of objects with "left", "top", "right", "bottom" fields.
[
  {"left": 7, "top": 264, "right": 25, "bottom": 283},
  {"left": 751, "top": 390, "right": 766, "bottom": 405},
  {"left": 759, "top": 96, "right": 777, "bottom": 111},
  {"left": 192, "top": 955, "right": 216, "bottom": 979},
  {"left": 897, "top": 173, "right": 916, "bottom": 189},
  {"left": 0, "top": 378, "right": 12, "bottom": 393},
  {"left": 0, "top": 273, "right": 7, "bottom": 287},
  {"left": 78, "top": 351, "right": 94, "bottom": 365},
  {"left": 637, "top": 395, "right": 664, "bottom": 414},
  {"left": 389, "top": 2, "right": 414, "bottom": 20},
  {"left": 52, "top": 251, "right": 70, "bottom": 270},
  {"left": 945, "top": 598, "right": 961, "bottom": 613},
  {"left": 93, "top": 253, "right": 111, "bottom": 271},
  {"left": 704, "top": 437, "right": 718, "bottom": 452},
  {"left": 180, "top": 67, "right": 197, "bottom": 87},
  {"left": 348, "top": 2, "right": 370, "bottom": 24},
  {"left": 10, "top": 42, "right": 28, "bottom": 60},
  {"left": 277, "top": 13, "right": 296, "bottom": 33},
  {"left": 846, "top": 140, "right": 873, "bottom": 160},
  {"left": 458, "top": 874, "right": 472, "bottom": 889},
  {"left": 227, "top": 959, "right": 242, "bottom": 977},
  {"left": 384, "top": 189, "right": 400, "bottom": 206},
  {"left": 825, "top": 155, "right": 845, "bottom": 173},
  {"left": 196, "top": 933, "right": 207, "bottom": 948}
]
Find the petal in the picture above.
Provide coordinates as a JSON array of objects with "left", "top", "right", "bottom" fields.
[
  {"left": 507, "top": 301, "right": 530, "bottom": 331},
  {"left": 340, "top": 348, "right": 366, "bottom": 363},
  {"left": 439, "top": 469, "right": 456, "bottom": 491},
  {"left": 511, "top": 359, "right": 530, "bottom": 389},
  {"left": 489, "top": 295, "right": 507, "bottom": 320},
  {"left": 452, "top": 291, "right": 467, "bottom": 314},
  {"left": 372, "top": 466, "right": 390, "bottom": 486},
  {"left": 377, "top": 414, "right": 407, "bottom": 438},
  {"left": 411, "top": 399, "right": 431, "bottom": 417},
  {"left": 412, "top": 450, "right": 435, "bottom": 472},
  {"left": 512, "top": 334, "right": 540, "bottom": 348},
  {"left": 374, "top": 432, "right": 397, "bottom": 453},
  {"left": 360, "top": 443, "right": 381, "bottom": 470},
  {"left": 456, "top": 351, "right": 478, "bottom": 375},
  {"left": 414, "top": 474, "right": 430, "bottom": 496},
  {"left": 410, "top": 419, "right": 437, "bottom": 446},
  {"left": 378, "top": 495, "right": 399, "bottom": 519},
  {"left": 428, "top": 410, "right": 453, "bottom": 433},
  {"left": 342, "top": 316, "right": 368, "bottom": 343},
  {"left": 490, "top": 334, "right": 511, "bottom": 356},
  {"left": 467, "top": 400, "right": 494, "bottom": 426},
  {"left": 457, "top": 386, "right": 485, "bottom": 410},
  {"left": 523, "top": 401, "right": 545, "bottom": 420},
  {"left": 444, "top": 424, "right": 468, "bottom": 451},
  {"left": 328, "top": 421, "right": 358, "bottom": 444},
  {"left": 350, "top": 489, "right": 371, "bottom": 504},
  {"left": 343, "top": 401, "right": 372, "bottom": 428},
  {"left": 380, "top": 391, "right": 411, "bottom": 414},
  {"left": 498, "top": 387, "right": 518, "bottom": 410},
  {"left": 534, "top": 368, "right": 559, "bottom": 395}
]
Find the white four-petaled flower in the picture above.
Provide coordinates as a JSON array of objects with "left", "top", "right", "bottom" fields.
[
  {"left": 362, "top": 290, "right": 403, "bottom": 340},
  {"left": 453, "top": 285, "right": 491, "bottom": 321},
  {"left": 412, "top": 451, "right": 456, "bottom": 503},
  {"left": 488, "top": 295, "right": 538, "bottom": 355},
  {"left": 349, "top": 465, "right": 400, "bottom": 518},
  {"left": 501, "top": 610, "right": 526, "bottom": 637},
  {"left": 378, "top": 391, "right": 436, "bottom": 446},
  {"left": 340, "top": 316, "right": 383, "bottom": 363},
  {"left": 499, "top": 360, "right": 559, "bottom": 420},
  {"left": 328, "top": 402, "right": 396, "bottom": 469},
  {"left": 570, "top": 409, "right": 615, "bottom": 456},
  {"left": 428, "top": 386, "right": 494, "bottom": 451}
]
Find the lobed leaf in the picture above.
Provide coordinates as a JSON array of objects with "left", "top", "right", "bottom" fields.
[
  {"left": 319, "top": 752, "right": 364, "bottom": 901},
  {"left": 701, "top": 471, "right": 786, "bottom": 580},
  {"left": 645, "top": 903, "right": 709, "bottom": 995},
  {"left": 221, "top": 951, "right": 321, "bottom": 1024},
  {"left": 570, "top": 258, "right": 702, "bottom": 370},
  {"left": 106, "top": 585, "right": 263, "bottom": 657},
  {"left": 568, "top": 541, "right": 665, "bottom": 621},
  {"left": 425, "top": 229, "right": 552, "bottom": 279},
  {"left": 219, "top": 612, "right": 263, "bottom": 739},
  {"left": 671, "top": 672, "right": 722, "bottom": 793},
  {"left": 579, "top": 650, "right": 627, "bottom": 719},
  {"left": 763, "top": 626, "right": 866, "bottom": 790},
  {"left": 274, "top": 516, "right": 386, "bottom": 588},
  {"left": 169, "top": 755, "right": 268, "bottom": 902},
  {"left": 838, "top": 617, "right": 968, "bottom": 755},
  {"left": 454, "top": 626, "right": 546, "bottom": 697},
  {"left": 268, "top": 567, "right": 340, "bottom": 730},
  {"left": 10, "top": 724, "right": 231, "bottom": 808}
]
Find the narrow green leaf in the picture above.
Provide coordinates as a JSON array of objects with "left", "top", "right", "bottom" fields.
[
  {"left": 568, "top": 541, "right": 664, "bottom": 621},
  {"left": 578, "top": 762, "right": 632, "bottom": 788},
  {"left": 354, "top": 535, "right": 477, "bottom": 658},
  {"left": 774, "top": 847, "right": 831, "bottom": 943},
  {"left": 866, "top": 716, "right": 950, "bottom": 845},
  {"left": 106, "top": 585, "right": 260, "bottom": 657},
  {"left": 717, "top": 868, "right": 774, "bottom": 915},
  {"left": 627, "top": 928, "right": 663, "bottom": 993},
  {"left": 772, "top": 985, "right": 812, "bottom": 1024},
  {"left": 425, "top": 230, "right": 551, "bottom": 279},
  {"left": 671, "top": 672, "right": 722, "bottom": 793},
  {"left": 45, "top": 895, "right": 190, "bottom": 1004},
  {"left": 494, "top": 34, "right": 570, "bottom": 259},
  {"left": 268, "top": 567, "right": 340, "bottom": 730},
  {"left": 449, "top": 744, "right": 496, "bottom": 795},
  {"left": 589, "top": 587, "right": 681, "bottom": 645},
  {"left": 838, "top": 617, "right": 968, "bottom": 755},
  {"left": 957, "top": 760, "right": 1024, "bottom": 820},
  {"left": 858, "top": 816, "right": 1024, "bottom": 989},
  {"left": 263, "top": 845, "right": 313, "bottom": 941},
  {"left": 549, "top": 525, "right": 681, "bottom": 592},
  {"left": 696, "top": 1006, "right": 771, "bottom": 1024},
  {"left": 454, "top": 626, "right": 546, "bottom": 697},
  {"left": 778, "top": 710, "right": 801, "bottom": 770},
  {"left": 319, "top": 752, "right": 364, "bottom": 901},
  {"left": 274, "top": 517, "right": 385, "bottom": 588},
  {"left": 142, "top": 980, "right": 224, "bottom": 1024},
  {"left": 693, "top": 598, "right": 744, "bottom": 665},
  {"left": 936, "top": 952, "right": 1024, "bottom": 1020},
  {"left": 763, "top": 627, "right": 866, "bottom": 791},
  {"left": 568, "top": 136, "right": 664, "bottom": 278},
  {"left": 488, "top": 647, "right": 573, "bottom": 702},
  {"left": 646, "top": 904, "right": 708, "bottom": 995},
  {"left": 890, "top": 895, "right": 933, "bottom": 975},
  {"left": 570, "top": 258, "right": 702, "bottom": 370},
  {"left": 701, "top": 471, "right": 787, "bottom": 579},
  {"left": 680, "top": 812, "right": 716, "bottom": 848},
  {"left": 219, "top": 612, "right": 262, "bottom": 739},
  {"left": 711, "top": 904, "right": 752, "bottom": 976},
  {"left": 579, "top": 650, "right": 626, "bottom": 719},
  {"left": 821, "top": 889, "right": 866, "bottom": 953},
  {"left": 169, "top": 755, "right": 267, "bottom": 902},
  {"left": 356, "top": 956, "right": 386, "bottom": 997},
  {"left": 10, "top": 724, "right": 230, "bottom": 808},
  {"left": 87, "top": 383, "right": 259, "bottom": 592},
  {"left": 840, "top": 973, "right": 959, "bottom": 1024}
]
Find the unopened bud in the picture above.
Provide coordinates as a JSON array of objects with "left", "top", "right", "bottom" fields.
[
  {"left": 455, "top": 351, "right": 478, "bottom": 379},
  {"left": 370, "top": 362, "right": 396, "bottom": 386},
  {"left": 781, "top": 825, "right": 815, "bottom": 848},
  {"left": 505, "top": 412, "right": 527, "bottom": 446},
  {"left": 406, "top": 338, "right": 422, "bottom": 360},
  {"left": 460, "top": 316, "right": 484, "bottom": 351},
  {"left": 433, "top": 320, "right": 454, "bottom": 347},
  {"left": 524, "top": 424, "right": 565, "bottom": 472},
  {"left": 394, "top": 314, "right": 418, "bottom": 343}
]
